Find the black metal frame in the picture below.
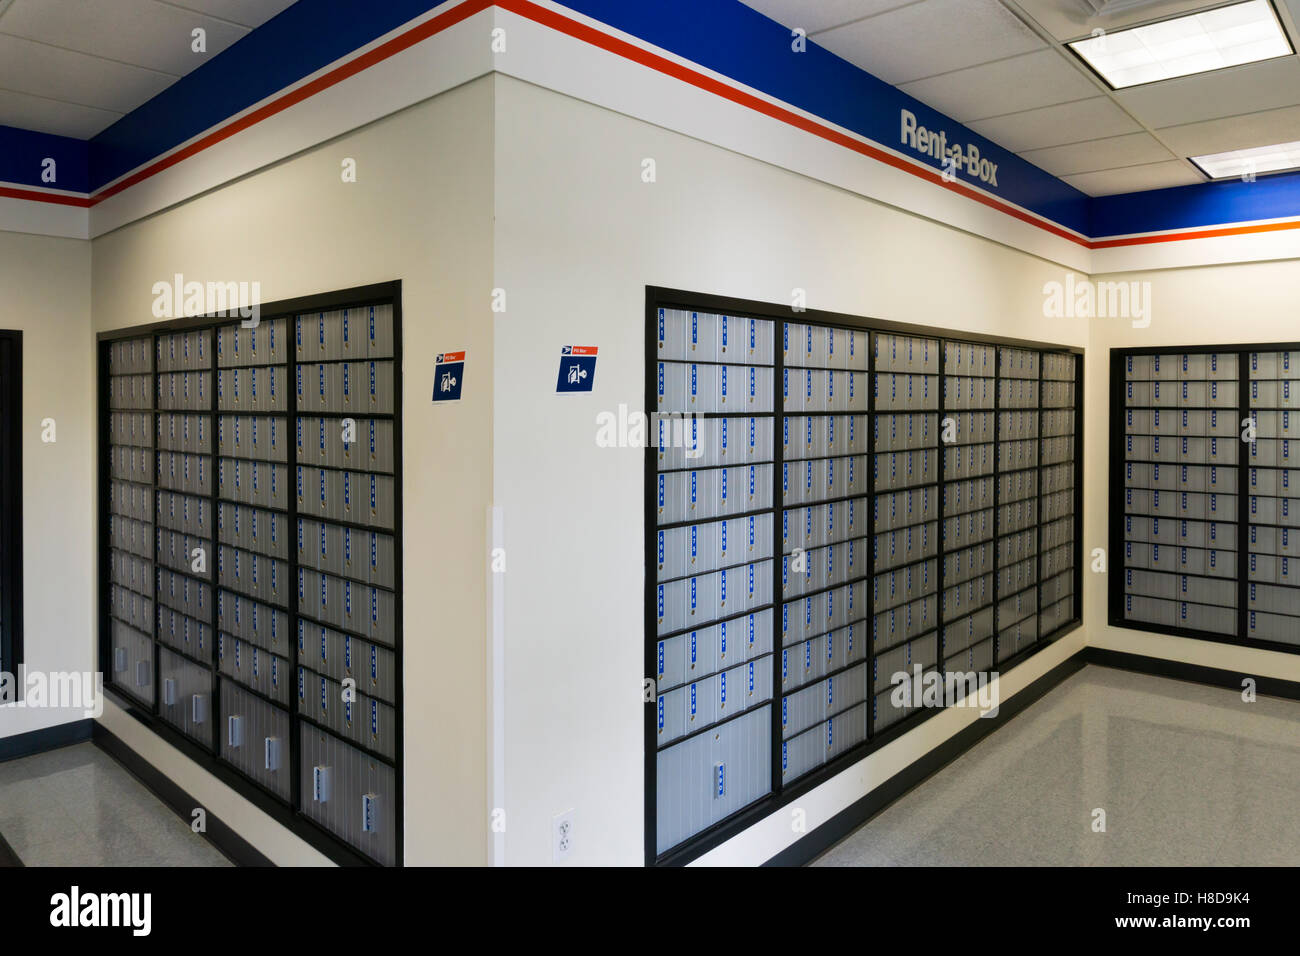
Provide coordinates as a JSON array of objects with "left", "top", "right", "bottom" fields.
[
  {"left": 0, "top": 331, "right": 21, "bottom": 685},
  {"left": 97, "top": 281, "right": 403, "bottom": 867},
  {"left": 645, "top": 288, "right": 1084, "bottom": 866},
  {"left": 1108, "top": 341, "right": 1300, "bottom": 657}
]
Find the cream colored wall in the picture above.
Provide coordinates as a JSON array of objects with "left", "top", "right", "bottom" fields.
[
  {"left": 492, "top": 76, "right": 1089, "bottom": 866},
  {"left": 91, "top": 77, "right": 496, "bottom": 864},
  {"left": 1087, "top": 259, "right": 1300, "bottom": 683},
  {"left": 0, "top": 231, "right": 95, "bottom": 739}
]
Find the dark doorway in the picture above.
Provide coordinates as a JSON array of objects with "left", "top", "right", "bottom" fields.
[{"left": 0, "top": 331, "right": 20, "bottom": 683}]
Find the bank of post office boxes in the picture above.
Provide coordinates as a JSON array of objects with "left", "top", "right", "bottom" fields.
[
  {"left": 110, "top": 411, "right": 154, "bottom": 448},
  {"left": 655, "top": 415, "right": 775, "bottom": 470},
  {"left": 108, "top": 374, "right": 153, "bottom": 410},
  {"left": 780, "top": 582, "right": 860, "bottom": 647},
  {"left": 873, "top": 372, "right": 937, "bottom": 412},
  {"left": 218, "top": 635, "right": 290, "bottom": 706},
  {"left": 156, "top": 331, "right": 213, "bottom": 373},
  {"left": 782, "top": 414, "right": 869, "bottom": 460},
  {"left": 217, "top": 545, "right": 289, "bottom": 608},
  {"left": 218, "top": 457, "right": 288, "bottom": 510},
  {"left": 295, "top": 466, "right": 396, "bottom": 529},
  {"left": 299, "top": 725, "right": 398, "bottom": 865},
  {"left": 873, "top": 334, "right": 938, "bottom": 374},
  {"left": 296, "top": 305, "right": 395, "bottom": 362},
  {"left": 872, "top": 559, "right": 937, "bottom": 612},
  {"left": 217, "top": 317, "right": 288, "bottom": 367},
  {"left": 655, "top": 705, "right": 771, "bottom": 854},
  {"left": 943, "top": 341, "right": 995, "bottom": 377},
  {"left": 295, "top": 416, "right": 396, "bottom": 474},
  {"left": 297, "top": 568, "right": 398, "bottom": 647},
  {"left": 220, "top": 682, "right": 290, "bottom": 800},
  {"left": 155, "top": 371, "right": 211, "bottom": 411},
  {"left": 874, "top": 485, "right": 938, "bottom": 532},
  {"left": 155, "top": 568, "right": 209, "bottom": 620},
  {"left": 1248, "top": 351, "right": 1299, "bottom": 379},
  {"left": 657, "top": 362, "right": 774, "bottom": 414},
  {"left": 1043, "top": 352, "right": 1076, "bottom": 382},
  {"left": 873, "top": 412, "right": 937, "bottom": 452},
  {"left": 157, "top": 605, "right": 212, "bottom": 663},
  {"left": 105, "top": 305, "right": 405, "bottom": 864},
  {"left": 155, "top": 528, "right": 213, "bottom": 581},
  {"left": 155, "top": 490, "right": 211, "bottom": 538},
  {"left": 298, "top": 617, "right": 400, "bottom": 704},
  {"left": 943, "top": 375, "right": 995, "bottom": 410},
  {"left": 658, "top": 309, "right": 776, "bottom": 364},
  {"left": 297, "top": 665, "right": 395, "bottom": 761},
  {"left": 217, "top": 365, "right": 285, "bottom": 412},
  {"left": 110, "top": 620, "right": 155, "bottom": 705},
  {"left": 656, "top": 464, "right": 774, "bottom": 522},
  {"left": 218, "top": 503, "right": 289, "bottom": 561},
  {"left": 999, "top": 347, "right": 1039, "bottom": 380},
  {"left": 998, "top": 377, "right": 1039, "bottom": 409},
  {"left": 217, "top": 590, "right": 291, "bottom": 657},
  {"left": 295, "top": 361, "right": 396, "bottom": 415},
  {"left": 156, "top": 413, "right": 211, "bottom": 455},
  {"left": 157, "top": 647, "right": 213, "bottom": 745},
  {"left": 109, "top": 338, "right": 155, "bottom": 376},
  {"left": 296, "top": 517, "right": 398, "bottom": 589},
  {"left": 217, "top": 414, "right": 288, "bottom": 462}
]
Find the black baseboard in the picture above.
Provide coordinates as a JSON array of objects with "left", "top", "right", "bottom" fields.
[
  {"left": 92, "top": 724, "right": 274, "bottom": 867},
  {"left": 0, "top": 829, "right": 20, "bottom": 867},
  {"left": 765, "top": 651, "right": 1089, "bottom": 866},
  {"left": 1083, "top": 646, "right": 1300, "bottom": 701},
  {"left": 0, "top": 718, "right": 92, "bottom": 763}
]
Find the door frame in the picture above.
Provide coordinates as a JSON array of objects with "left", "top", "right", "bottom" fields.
[{"left": 0, "top": 330, "right": 22, "bottom": 690}]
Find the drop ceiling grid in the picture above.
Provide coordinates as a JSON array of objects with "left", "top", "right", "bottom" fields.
[
  {"left": 0, "top": 0, "right": 296, "bottom": 139},
  {"left": 742, "top": 0, "right": 1300, "bottom": 197}
]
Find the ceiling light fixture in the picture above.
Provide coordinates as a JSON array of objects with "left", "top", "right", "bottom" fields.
[
  {"left": 1191, "top": 139, "right": 1300, "bottom": 178},
  {"left": 1068, "top": 0, "right": 1293, "bottom": 90}
]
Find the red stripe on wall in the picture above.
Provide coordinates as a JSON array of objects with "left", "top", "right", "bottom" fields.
[
  {"left": 88, "top": 0, "right": 494, "bottom": 206},
  {"left": 0, "top": 185, "right": 91, "bottom": 208},
  {"left": 8, "top": 0, "right": 1294, "bottom": 253}
]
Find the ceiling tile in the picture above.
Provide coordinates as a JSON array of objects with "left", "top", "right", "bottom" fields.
[
  {"left": 0, "top": 0, "right": 249, "bottom": 76},
  {"left": 1114, "top": 57, "right": 1300, "bottom": 130},
  {"left": 899, "top": 48, "right": 1101, "bottom": 123},
  {"left": 967, "top": 95, "right": 1142, "bottom": 152},
  {"left": 1156, "top": 104, "right": 1300, "bottom": 156},
  {"left": 0, "top": 34, "right": 175, "bottom": 113},
  {"left": 1061, "top": 159, "right": 1204, "bottom": 196},
  {"left": 1020, "top": 131, "right": 1175, "bottom": 176},
  {"left": 157, "top": 0, "right": 298, "bottom": 28},
  {"left": 1012, "top": 0, "right": 1228, "bottom": 44},
  {"left": 0, "top": 88, "right": 121, "bottom": 139},
  {"left": 812, "top": 0, "right": 1047, "bottom": 85},
  {"left": 740, "top": 0, "right": 918, "bottom": 35}
]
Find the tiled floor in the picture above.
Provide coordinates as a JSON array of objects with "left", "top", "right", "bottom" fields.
[
  {"left": 0, "top": 742, "right": 230, "bottom": 866},
  {"left": 815, "top": 665, "right": 1300, "bottom": 867}
]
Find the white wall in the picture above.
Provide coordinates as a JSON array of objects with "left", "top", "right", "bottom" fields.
[
  {"left": 91, "top": 77, "right": 496, "bottom": 865},
  {"left": 491, "top": 76, "right": 1089, "bottom": 866},
  {"left": 1086, "top": 259, "right": 1300, "bottom": 684},
  {"left": 0, "top": 231, "right": 95, "bottom": 739}
]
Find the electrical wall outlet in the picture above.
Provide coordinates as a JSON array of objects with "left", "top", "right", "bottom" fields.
[{"left": 552, "top": 809, "right": 575, "bottom": 864}]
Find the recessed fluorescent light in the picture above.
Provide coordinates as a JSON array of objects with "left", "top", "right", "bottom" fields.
[
  {"left": 1191, "top": 139, "right": 1300, "bottom": 178},
  {"left": 1068, "top": 0, "right": 1293, "bottom": 90}
]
